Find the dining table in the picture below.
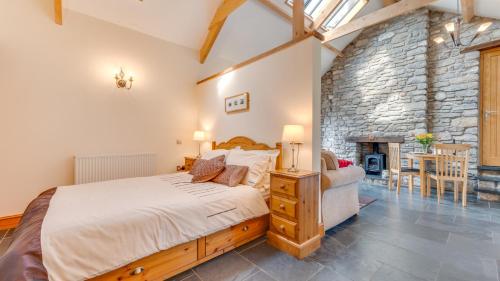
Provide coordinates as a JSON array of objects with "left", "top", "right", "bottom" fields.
[{"left": 405, "top": 152, "right": 437, "bottom": 197}]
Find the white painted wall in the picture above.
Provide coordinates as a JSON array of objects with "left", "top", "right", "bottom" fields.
[
  {"left": 0, "top": 0, "right": 209, "bottom": 216},
  {"left": 196, "top": 37, "right": 322, "bottom": 172}
]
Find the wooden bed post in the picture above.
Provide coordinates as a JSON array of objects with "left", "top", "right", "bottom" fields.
[
  {"left": 211, "top": 141, "right": 216, "bottom": 150},
  {"left": 276, "top": 142, "right": 283, "bottom": 170}
]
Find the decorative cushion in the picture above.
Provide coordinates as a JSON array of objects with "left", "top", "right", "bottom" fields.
[
  {"left": 212, "top": 165, "right": 249, "bottom": 187},
  {"left": 190, "top": 155, "right": 226, "bottom": 183},
  {"left": 226, "top": 150, "right": 271, "bottom": 186},
  {"left": 321, "top": 150, "right": 339, "bottom": 170},
  {"left": 338, "top": 159, "right": 354, "bottom": 168}
]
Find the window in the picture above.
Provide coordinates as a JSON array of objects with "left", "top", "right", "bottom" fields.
[
  {"left": 286, "top": 0, "right": 368, "bottom": 30},
  {"left": 286, "top": 0, "right": 329, "bottom": 19},
  {"left": 323, "top": 0, "right": 367, "bottom": 30}
]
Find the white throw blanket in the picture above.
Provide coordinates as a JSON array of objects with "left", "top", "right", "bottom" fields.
[{"left": 41, "top": 173, "right": 269, "bottom": 281}]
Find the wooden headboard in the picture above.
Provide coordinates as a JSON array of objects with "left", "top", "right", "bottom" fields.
[{"left": 212, "top": 136, "right": 283, "bottom": 170}]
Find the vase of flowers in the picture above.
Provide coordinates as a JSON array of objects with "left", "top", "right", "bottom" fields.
[{"left": 416, "top": 133, "right": 434, "bottom": 153}]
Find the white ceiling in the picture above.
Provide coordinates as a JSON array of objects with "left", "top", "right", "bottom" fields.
[
  {"left": 65, "top": 0, "right": 500, "bottom": 77},
  {"left": 430, "top": 0, "right": 500, "bottom": 19}
]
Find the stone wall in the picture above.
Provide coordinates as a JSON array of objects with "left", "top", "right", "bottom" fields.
[
  {"left": 428, "top": 11, "right": 500, "bottom": 177},
  {"left": 321, "top": 8, "right": 500, "bottom": 187},
  {"left": 321, "top": 9, "right": 430, "bottom": 161}
]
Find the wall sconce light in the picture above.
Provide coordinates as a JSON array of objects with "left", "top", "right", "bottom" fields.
[{"left": 115, "top": 68, "right": 134, "bottom": 90}]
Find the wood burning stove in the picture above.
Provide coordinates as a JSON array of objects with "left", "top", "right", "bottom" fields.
[{"left": 364, "top": 143, "right": 386, "bottom": 176}]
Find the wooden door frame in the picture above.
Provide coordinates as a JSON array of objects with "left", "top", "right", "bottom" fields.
[{"left": 480, "top": 46, "right": 500, "bottom": 166}]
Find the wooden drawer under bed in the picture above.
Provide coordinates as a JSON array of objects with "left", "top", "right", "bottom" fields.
[
  {"left": 206, "top": 216, "right": 268, "bottom": 255},
  {"left": 90, "top": 241, "right": 198, "bottom": 281},
  {"left": 89, "top": 215, "right": 268, "bottom": 281}
]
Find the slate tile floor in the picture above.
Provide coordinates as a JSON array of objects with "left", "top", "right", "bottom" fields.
[{"left": 2, "top": 184, "right": 500, "bottom": 281}]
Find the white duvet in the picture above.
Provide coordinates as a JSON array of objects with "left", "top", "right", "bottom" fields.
[{"left": 41, "top": 173, "right": 269, "bottom": 281}]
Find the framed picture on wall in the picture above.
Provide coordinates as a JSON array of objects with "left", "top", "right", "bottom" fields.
[{"left": 225, "top": 92, "right": 249, "bottom": 113}]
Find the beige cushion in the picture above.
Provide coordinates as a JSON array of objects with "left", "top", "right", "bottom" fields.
[
  {"left": 321, "top": 150, "right": 339, "bottom": 170},
  {"left": 212, "top": 165, "right": 249, "bottom": 187},
  {"left": 190, "top": 155, "right": 226, "bottom": 183},
  {"left": 320, "top": 158, "right": 332, "bottom": 193}
]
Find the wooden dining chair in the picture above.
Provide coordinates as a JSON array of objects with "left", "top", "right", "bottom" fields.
[
  {"left": 426, "top": 144, "right": 470, "bottom": 206},
  {"left": 388, "top": 143, "right": 420, "bottom": 194}
]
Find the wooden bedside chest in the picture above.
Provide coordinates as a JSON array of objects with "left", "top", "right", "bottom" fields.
[
  {"left": 267, "top": 169, "right": 321, "bottom": 259},
  {"left": 184, "top": 157, "right": 197, "bottom": 172}
]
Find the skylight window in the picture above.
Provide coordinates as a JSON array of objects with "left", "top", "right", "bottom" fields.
[
  {"left": 286, "top": 0, "right": 330, "bottom": 19},
  {"left": 286, "top": 0, "right": 368, "bottom": 30},
  {"left": 323, "top": 0, "right": 367, "bottom": 30}
]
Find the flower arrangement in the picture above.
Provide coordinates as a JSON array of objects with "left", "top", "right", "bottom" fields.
[{"left": 416, "top": 133, "right": 434, "bottom": 153}]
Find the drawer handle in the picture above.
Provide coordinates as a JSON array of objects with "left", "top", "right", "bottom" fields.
[
  {"left": 242, "top": 225, "right": 249, "bottom": 232},
  {"left": 279, "top": 203, "right": 286, "bottom": 210},
  {"left": 279, "top": 184, "right": 286, "bottom": 190},
  {"left": 131, "top": 266, "right": 144, "bottom": 276},
  {"left": 279, "top": 224, "right": 285, "bottom": 232}
]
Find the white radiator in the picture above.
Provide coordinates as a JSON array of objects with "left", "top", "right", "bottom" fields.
[{"left": 74, "top": 153, "right": 157, "bottom": 184}]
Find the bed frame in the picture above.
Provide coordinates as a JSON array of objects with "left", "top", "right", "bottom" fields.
[{"left": 90, "top": 137, "right": 281, "bottom": 281}]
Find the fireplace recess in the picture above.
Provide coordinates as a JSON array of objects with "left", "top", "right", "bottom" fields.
[
  {"left": 345, "top": 136, "right": 404, "bottom": 179},
  {"left": 364, "top": 143, "right": 386, "bottom": 176}
]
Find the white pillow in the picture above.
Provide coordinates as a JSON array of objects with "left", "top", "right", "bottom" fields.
[
  {"left": 226, "top": 150, "right": 271, "bottom": 186},
  {"left": 201, "top": 149, "right": 230, "bottom": 160},
  {"left": 240, "top": 149, "right": 280, "bottom": 189},
  {"left": 244, "top": 149, "right": 280, "bottom": 171}
]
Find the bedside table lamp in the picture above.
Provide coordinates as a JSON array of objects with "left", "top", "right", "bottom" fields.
[
  {"left": 193, "top": 130, "right": 206, "bottom": 158},
  {"left": 282, "top": 125, "right": 304, "bottom": 173}
]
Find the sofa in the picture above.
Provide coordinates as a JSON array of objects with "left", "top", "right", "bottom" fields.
[{"left": 321, "top": 151, "right": 366, "bottom": 231}]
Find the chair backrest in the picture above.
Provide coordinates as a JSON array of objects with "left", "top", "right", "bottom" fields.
[
  {"left": 434, "top": 144, "right": 471, "bottom": 156},
  {"left": 434, "top": 144, "right": 470, "bottom": 180},
  {"left": 435, "top": 152, "right": 469, "bottom": 180},
  {"left": 388, "top": 143, "right": 401, "bottom": 171}
]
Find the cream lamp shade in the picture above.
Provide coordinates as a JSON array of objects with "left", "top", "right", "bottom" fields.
[
  {"left": 193, "top": 131, "right": 206, "bottom": 142},
  {"left": 282, "top": 125, "right": 305, "bottom": 143}
]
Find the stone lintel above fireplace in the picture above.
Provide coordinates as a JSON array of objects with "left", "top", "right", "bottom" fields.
[{"left": 345, "top": 136, "right": 405, "bottom": 143}]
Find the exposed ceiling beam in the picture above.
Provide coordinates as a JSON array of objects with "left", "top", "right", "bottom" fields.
[
  {"left": 461, "top": 38, "right": 500, "bottom": 53},
  {"left": 460, "top": 0, "right": 474, "bottom": 23},
  {"left": 311, "top": 0, "right": 342, "bottom": 30},
  {"left": 293, "top": 0, "right": 305, "bottom": 39},
  {"left": 200, "top": 19, "right": 226, "bottom": 64},
  {"left": 54, "top": 0, "right": 62, "bottom": 25},
  {"left": 257, "top": 0, "right": 342, "bottom": 56},
  {"left": 322, "top": 43, "right": 344, "bottom": 57},
  {"left": 209, "top": 0, "right": 247, "bottom": 29},
  {"left": 200, "top": 0, "right": 247, "bottom": 64},
  {"left": 323, "top": 0, "right": 438, "bottom": 43}
]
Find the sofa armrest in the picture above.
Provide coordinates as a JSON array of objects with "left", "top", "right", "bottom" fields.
[{"left": 324, "top": 165, "right": 365, "bottom": 189}]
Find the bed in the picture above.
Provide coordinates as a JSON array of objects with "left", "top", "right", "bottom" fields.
[{"left": 0, "top": 136, "right": 282, "bottom": 281}]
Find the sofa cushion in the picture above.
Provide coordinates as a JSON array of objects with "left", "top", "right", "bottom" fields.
[
  {"left": 338, "top": 159, "right": 353, "bottom": 168},
  {"left": 320, "top": 158, "right": 332, "bottom": 192},
  {"left": 321, "top": 150, "right": 339, "bottom": 170}
]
